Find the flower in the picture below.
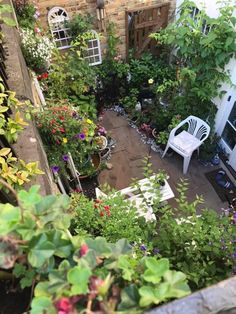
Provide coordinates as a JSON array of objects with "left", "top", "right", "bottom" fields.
[
  {"left": 148, "top": 78, "right": 154, "bottom": 84},
  {"left": 153, "top": 247, "right": 160, "bottom": 254},
  {"left": 100, "top": 211, "right": 104, "bottom": 217},
  {"left": 59, "top": 128, "right": 65, "bottom": 133},
  {"left": 140, "top": 244, "right": 147, "bottom": 251},
  {"left": 62, "top": 138, "right": 68, "bottom": 144},
  {"left": 80, "top": 244, "right": 89, "bottom": 257},
  {"left": 51, "top": 165, "right": 60, "bottom": 173},
  {"left": 86, "top": 119, "right": 92, "bottom": 124},
  {"left": 76, "top": 133, "right": 86, "bottom": 140},
  {"left": 62, "top": 154, "right": 69, "bottom": 162},
  {"left": 232, "top": 252, "right": 236, "bottom": 258}
]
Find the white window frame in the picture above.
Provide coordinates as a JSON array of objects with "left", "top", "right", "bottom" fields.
[
  {"left": 48, "top": 7, "right": 72, "bottom": 50},
  {"left": 190, "top": 7, "right": 211, "bottom": 35},
  {"left": 84, "top": 30, "right": 102, "bottom": 66}
]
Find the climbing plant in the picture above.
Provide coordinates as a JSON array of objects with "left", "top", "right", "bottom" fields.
[{"left": 151, "top": 0, "right": 236, "bottom": 123}]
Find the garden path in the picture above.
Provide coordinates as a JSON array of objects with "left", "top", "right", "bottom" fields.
[{"left": 98, "top": 111, "right": 230, "bottom": 211}]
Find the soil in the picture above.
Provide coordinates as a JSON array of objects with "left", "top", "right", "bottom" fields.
[
  {"left": 0, "top": 281, "right": 31, "bottom": 314},
  {"left": 80, "top": 175, "right": 99, "bottom": 199}
]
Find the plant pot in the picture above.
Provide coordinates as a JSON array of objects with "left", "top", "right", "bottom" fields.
[
  {"left": 79, "top": 154, "right": 101, "bottom": 179},
  {"left": 100, "top": 147, "right": 111, "bottom": 160}
]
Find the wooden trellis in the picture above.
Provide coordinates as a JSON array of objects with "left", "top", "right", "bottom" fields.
[{"left": 126, "top": 2, "right": 170, "bottom": 58}]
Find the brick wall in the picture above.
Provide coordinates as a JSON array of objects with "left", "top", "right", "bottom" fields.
[{"left": 33, "top": 0, "right": 176, "bottom": 57}]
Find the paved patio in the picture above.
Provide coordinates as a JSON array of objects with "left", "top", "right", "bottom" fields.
[{"left": 98, "top": 111, "right": 234, "bottom": 212}]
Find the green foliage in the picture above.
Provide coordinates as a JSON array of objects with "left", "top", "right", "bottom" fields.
[
  {"left": 66, "top": 13, "right": 92, "bottom": 40},
  {"left": 120, "top": 88, "right": 139, "bottom": 113},
  {"left": 156, "top": 115, "right": 182, "bottom": 145},
  {"left": 129, "top": 53, "right": 175, "bottom": 89},
  {"left": 0, "top": 186, "right": 190, "bottom": 313},
  {"left": 44, "top": 44, "right": 96, "bottom": 100},
  {"left": 154, "top": 179, "right": 236, "bottom": 289},
  {"left": 151, "top": 0, "right": 236, "bottom": 119},
  {"left": 70, "top": 191, "right": 155, "bottom": 244},
  {"left": 13, "top": 0, "right": 36, "bottom": 29}
]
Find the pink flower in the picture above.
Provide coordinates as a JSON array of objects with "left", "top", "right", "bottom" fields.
[{"left": 80, "top": 244, "right": 89, "bottom": 257}]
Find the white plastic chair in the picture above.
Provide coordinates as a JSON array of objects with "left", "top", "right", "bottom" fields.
[{"left": 162, "top": 115, "right": 210, "bottom": 174}]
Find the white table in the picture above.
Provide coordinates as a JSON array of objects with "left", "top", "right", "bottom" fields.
[{"left": 96, "top": 175, "right": 174, "bottom": 221}]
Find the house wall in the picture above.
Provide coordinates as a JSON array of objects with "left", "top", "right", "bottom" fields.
[{"left": 33, "top": 0, "right": 176, "bottom": 57}]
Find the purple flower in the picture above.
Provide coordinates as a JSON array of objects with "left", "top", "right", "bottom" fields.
[
  {"left": 76, "top": 133, "right": 86, "bottom": 140},
  {"left": 232, "top": 252, "right": 236, "bottom": 258},
  {"left": 153, "top": 247, "right": 160, "bottom": 254},
  {"left": 62, "top": 154, "right": 69, "bottom": 162},
  {"left": 140, "top": 244, "right": 147, "bottom": 251},
  {"left": 51, "top": 165, "right": 60, "bottom": 173}
]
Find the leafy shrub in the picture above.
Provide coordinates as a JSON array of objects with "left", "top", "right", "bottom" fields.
[
  {"left": 153, "top": 179, "right": 236, "bottom": 290},
  {"left": 0, "top": 186, "right": 190, "bottom": 313},
  {"left": 66, "top": 13, "right": 92, "bottom": 40},
  {"left": 70, "top": 191, "right": 156, "bottom": 244},
  {"left": 13, "top": 0, "right": 37, "bottom": 29}
]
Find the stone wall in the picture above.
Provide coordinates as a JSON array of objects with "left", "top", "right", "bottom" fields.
[
  {"left": 1, "top": 0, "right": 57, "bottom": 196},
  {"left": 33, "top": 0, "right": 176, "bottom": 57}
]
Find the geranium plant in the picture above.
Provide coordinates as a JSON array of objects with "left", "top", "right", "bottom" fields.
[{"left": 0, "top": 185, "right": 190, "bottom": 313}]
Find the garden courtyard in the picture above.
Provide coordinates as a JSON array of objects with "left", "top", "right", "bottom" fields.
[
  {"left": 0, "top": 0, "right": 236, "bottom": 313},
  {"left": 98, "top": 110, "right": 231, "bottom": 212}
]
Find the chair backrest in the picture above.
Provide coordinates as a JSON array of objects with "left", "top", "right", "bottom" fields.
[{"left": 185, "top": 115, "right": 210, "bottom": 141}]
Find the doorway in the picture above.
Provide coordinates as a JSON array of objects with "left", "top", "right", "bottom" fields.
[{"left": 220, "top": 89, "right": 236, "bottom": 171}]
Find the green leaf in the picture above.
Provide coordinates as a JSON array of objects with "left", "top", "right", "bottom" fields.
[
  {"left": 117, "top": 255, "right": 135, "bottom": 281},
  {"left": 118, "top": 284, "right": 140, "bottom": 311},
  {"left": 139, "top": 286, "right": 160, "bottom": 307},
  {"left": 85, "top": 237, "right": 112, "bottom": 258},
  {"left": 28, "top": 234, "right": 55, "bottom": 267},
  {"left": 163, "top": 270, "right": 191, "bottom": 298},
  {"left": 34, "top": 282, "right": 51, "bottom": 298},
  {"left": 30, "top": 296, "right": 56, "bottom": 314},
  {"left": 18, "top": 185, "right": 42, "bottom": 209},
  {"left": 143, "top": 258, "right": 169, "bottom": 284},
  {"left": 67, "top": 266, "right": 92, "bottom": 295},
  {"left": 0, "top": 204, "right": 21, "bottom": 235},
  {"left": 46, "top": 230, "right": 72, "bottom": 258}
]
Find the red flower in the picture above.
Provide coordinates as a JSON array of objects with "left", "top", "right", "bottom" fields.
[
  {"left": 50, "top": 119, "right": 56, "bottom": 125},
  {"left": 56, "top": 139, "right": 61, "bottom": 145},
  {"left": 100, "top": 211, "right": 104, "bottom": 217},
  {"left": 59, "top": 127, "right": 65, "bottom": 133},
  {"left": 106, "top": 210, "right": 111, "bottom": 217},
  {"left": 41, "top": 72, "right": 49, "bottom": 79},
  {"left": 80, "top": 244, "right": 89, "bottom": 257},
  {"left": 94, "top": 204, "right": 99, "bottom": 209},
  {"left": 104, "top": 205, "right": 110, "bottom": 211},
  {"left": 52, "top": 129, "right": 56, "bottom": 134},
  {"left": 60, "top": 116, "right": 65, "bottom": 121},
  {"left": 54, "top": 297, "right": 71, "bottom": 311}
]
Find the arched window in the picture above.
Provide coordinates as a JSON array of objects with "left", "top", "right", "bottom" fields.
[
  {"left": 48, "top": 7, "right": 71, "bottom": 49},
  {"left": 84, "top": 30, "right": 102, "bottom": 66}
]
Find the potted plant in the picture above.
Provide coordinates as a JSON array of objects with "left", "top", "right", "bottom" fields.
[{"left": 156, "top": 170, "right": 168, "bottom": 187}]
